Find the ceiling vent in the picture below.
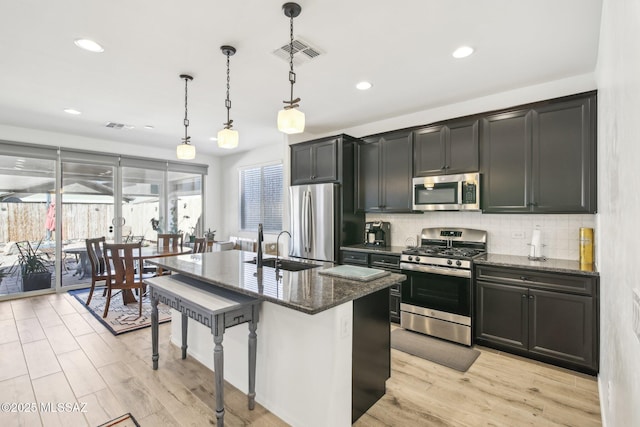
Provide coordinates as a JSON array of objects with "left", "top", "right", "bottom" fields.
[
  {"left": 105, "top": 122, "right": 134, "bottom": 130},
  {"left": 273, "top": 38, "right": 322, "bottom": 66},
  {"left": 105, "top": 122, "right": 125, "bottom": 129}
]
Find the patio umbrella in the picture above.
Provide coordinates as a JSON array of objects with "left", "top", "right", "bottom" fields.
[{"left": 45, "top": 202, "right": 55, "bottom": 231}]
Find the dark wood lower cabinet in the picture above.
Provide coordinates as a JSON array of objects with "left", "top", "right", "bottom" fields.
[
  {"left": 475, "top": 265, "right": 598, "bottom": 375},
  {"left": 342, "top": 250, "right": 403, "bottom": 324},
  {"left": 352, "top": 288, "right": 390, "bottom": 423}
]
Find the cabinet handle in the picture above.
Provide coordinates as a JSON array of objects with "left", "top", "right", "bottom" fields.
[
  {"left": 522, "top": 294, "right": 527, "bottom": 298},
  {"left": 529, "top": 295, "right": 535, "bottom": 299},
  {"left": 519, "top": 276, "right": 528, "bottom": 281}
]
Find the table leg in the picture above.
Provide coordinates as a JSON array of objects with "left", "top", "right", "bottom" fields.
[
  {"left": 248, "top": 317, "right": 257, "bottom": 410},
  {"left": 181, "top": 313, "right": 188, "bottom": 359},
  {"left": 213, "top": 320, "right": 225, "bottom": 427},
  {"left": 151, "top": 293, "right": 159, "bottom": 370}
]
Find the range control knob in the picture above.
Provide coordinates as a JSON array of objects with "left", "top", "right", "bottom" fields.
[
  {"left": 408, "top": 256, "right": 413, "bottom": 261},
  {"left": 456, "top": 260, "right": 462, "bottom": 266},
  {"left": 415, "top": 257, "right": 420, "bottom": 262},
  {"left": 447, "top": 259, "right": 453, "bottom": 265}
]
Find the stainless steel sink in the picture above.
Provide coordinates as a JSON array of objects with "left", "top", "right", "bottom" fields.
[{"left": 245, "top": 258, "right": 320, "bottom": 271}]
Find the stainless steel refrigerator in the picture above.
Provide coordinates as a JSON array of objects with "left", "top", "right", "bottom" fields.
[{"left": 289, "top": 183, "right": 363, "bottom": 263}]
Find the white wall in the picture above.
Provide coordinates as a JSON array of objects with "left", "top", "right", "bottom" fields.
[
  {"left": 0, "top": 124, "right": 222, "bottom": 234},
  {"left": 595, "top": 1, "right": 640, "bottom": 426}
]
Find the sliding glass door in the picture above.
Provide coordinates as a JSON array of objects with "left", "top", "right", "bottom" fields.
[
  {"left": 60, "top": 153, "right": 118, "bottom": 287},
  {"left": 0, "top": 147, "right": 57, "bottom": 297},
  {"left": 0, "top": 141, "right": 207, "bottom": 299}
]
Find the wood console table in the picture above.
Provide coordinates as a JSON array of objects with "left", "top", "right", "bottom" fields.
[{"left": 146, "top": 274, "right": 261, "bottom": 426}]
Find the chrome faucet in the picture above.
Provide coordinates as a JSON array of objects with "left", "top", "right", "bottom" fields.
[
  {"left": 275, "top": 230, "right": 292, "bottom": 266},
  {"left": 256, "top": 223, "right": 264, "bottom": 268}
]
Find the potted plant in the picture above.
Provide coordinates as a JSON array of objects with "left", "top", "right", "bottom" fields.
[
  {"left": 205, "top": 228, "right": 216, "bottom": 242},
  {"left": 19, "top": 252, "right": 52, "bottom": 292}
]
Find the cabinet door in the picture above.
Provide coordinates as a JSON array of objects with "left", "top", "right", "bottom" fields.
[
  {"left": 447, "top": 119, "right": 479, "bottom": 174},
  {"left": 528, "top": 288, "right": 594, "bottom": 369},
  {"left": 413, "top": 125, "right": 446, "bottom": 176},
  {"left": 381, "top": 132, "right": 413, "bottom": 212},
  {"left": 481, "top": 109, "right": 533, "bottom": 213},
  {"left": 476, "top": 281, "right": 528, "bottom": 351},
  {"left": 291, "top": 144, "right": 313, "bottom": 185},
  {"left": 357, "top": 140, "right": 382, "bottom": 212},
  {"left": 312, "top": 139, "right": 338, "bottom": 182},
  {"left": 531, "top": 96, "right": 595, "bottom": 213}
]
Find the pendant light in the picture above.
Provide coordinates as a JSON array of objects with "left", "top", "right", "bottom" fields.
[
  {"left": 217, "top": 45, "right": 239, "bottom": 149},
  {"left": 277, "top": 2, "right": 305, "bottom": 134},
  {"left": 176, "top": 74, "right": 196, "bottom": 160}
]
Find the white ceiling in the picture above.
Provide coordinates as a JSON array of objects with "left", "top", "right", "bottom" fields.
[{"left": 0, "top": 0, "right": 602, "bottom": 157}]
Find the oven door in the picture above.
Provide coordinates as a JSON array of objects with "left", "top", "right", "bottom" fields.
[{"left": 400, "top": 267, "right": 470, "bottom": 317}]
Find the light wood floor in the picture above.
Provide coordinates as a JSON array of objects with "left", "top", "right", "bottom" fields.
[{"left": 0, "top": 293, "right": 601, "bottom": 426}]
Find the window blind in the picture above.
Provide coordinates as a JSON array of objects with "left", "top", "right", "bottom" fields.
[{"left": 240, "top": 163, "right": 282, "bottom": 232}]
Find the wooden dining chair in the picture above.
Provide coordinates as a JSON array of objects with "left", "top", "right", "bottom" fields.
[
  {"left": 193, "top": 237, "right": 207, "bottom": 253},
  {"left": 157, "top": 233, "right": 183, "bottom": 251},
  {"left": 102, "top": 242, "right": 145, "bottom": 318},
  {"left": 85, "top": 237, "right": 109, "bottom": 306}
]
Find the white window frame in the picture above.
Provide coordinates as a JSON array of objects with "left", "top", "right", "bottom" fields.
[{"left": 238, "top": 161, "right": 283, "bottom": 233}]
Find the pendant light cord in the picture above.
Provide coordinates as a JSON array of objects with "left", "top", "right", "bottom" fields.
[
  {"left": 183, "top": 77, "right": 190, "bottom": 144},
  {"left": 288, "top": 13, "right": 295, "bottom": 105},
  {"left": 224, "top": 52, "right": 232, "bottom": 129}
]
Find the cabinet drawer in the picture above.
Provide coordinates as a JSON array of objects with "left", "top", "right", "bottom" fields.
[
  {"left": 370, "top": 254, "right": 401, "bottom": 270},
  {"left": 390, "top": 283, "right": 401, "bottom": 295},
  {"left": 341, "top": 251, "right": 368, "bottom": 265},
  {"left": 475, "top": 265, "right": 595, "bottom": 296}
]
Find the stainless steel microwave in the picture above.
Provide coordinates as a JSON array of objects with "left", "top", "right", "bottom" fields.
[{"left": 412, "top": 173, "right": 480, "bottom": 211}]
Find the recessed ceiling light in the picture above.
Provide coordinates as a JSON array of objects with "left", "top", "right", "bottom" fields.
[
  {"left": 74, "top": 38, "right": 104, "bottom": 53},
  {"left": 124, "top": 125, "right": 135, "bottom": 130},
  {"left": 356, "top": 81, "right": 372, "bottom": 90},
  {"left": 144, "top": 125, "right": 154, "bottom": 130},
  {"left": 64, "top": 108, "right": 82, "bottom": 115},
  {"left": 209, "top": 137, "right": 218, "bottom": 141},
  {"left": 452, "top": 46, "right": 474, "bottom": 59}
]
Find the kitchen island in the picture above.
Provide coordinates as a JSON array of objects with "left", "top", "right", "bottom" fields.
[{"left": 145, "top": 250, "right": 405, "bottom": 427}]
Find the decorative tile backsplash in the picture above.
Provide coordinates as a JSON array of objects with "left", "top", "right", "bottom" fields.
[{"left": 366, "top": 212, "right": 596, "bottom": 262}]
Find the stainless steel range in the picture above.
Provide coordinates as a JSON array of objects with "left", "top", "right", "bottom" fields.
[{"left": 400, "top": 227, "right": 487, "bottom": 346}]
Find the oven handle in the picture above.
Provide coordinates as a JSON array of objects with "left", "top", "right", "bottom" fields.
[{"left": 400, "top": 262, "right": 471, "bottom": 278}]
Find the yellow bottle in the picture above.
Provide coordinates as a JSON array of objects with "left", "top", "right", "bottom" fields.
[{"left": 579, "top": 227, "right": 594, "bottom": 266}]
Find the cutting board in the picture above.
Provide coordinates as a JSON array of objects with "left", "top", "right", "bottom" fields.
[{"left": 318, "top": 265, "right": 390, "bottom": 282}]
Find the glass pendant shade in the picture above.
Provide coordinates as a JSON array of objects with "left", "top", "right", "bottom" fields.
[
  {"left": 277, "top": 108, "right": 305, "bottom": 134},
  {"left": 176, "top": 143, "right": 195, "bottom": 160},
  {"left": 217, "top": 127, "right": 239, "bottom": 149}
]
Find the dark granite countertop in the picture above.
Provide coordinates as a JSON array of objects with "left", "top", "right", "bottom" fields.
[
  {"left": 474, "top": 253, "right": 599, "bottom": 277},
  {"left": 340, "top": 244, "right": 407, "bottom": 256},
  {"left": 145, "top": 250, "right": 405, "bottom": 315}
]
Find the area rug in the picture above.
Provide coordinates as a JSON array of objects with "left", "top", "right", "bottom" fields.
[
  {"left": 98, "top": 412, "right": 140, "bottom": 427},
  {"left": 69, "top": 288, "right": 171, "bottom": 336},
  {"left": 391, "top": 328, "right": 480, "bottom": 372}
]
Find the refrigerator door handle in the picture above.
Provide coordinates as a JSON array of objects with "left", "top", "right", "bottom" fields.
[
  {"left": 302, "top": 190, "right": 309, "bottom": 253},
  {"left": 307, "top": 190, "right": 313, "bottom": 253}
]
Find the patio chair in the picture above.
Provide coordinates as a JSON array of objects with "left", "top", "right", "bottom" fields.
[
  {"left": 102, "top": 242, "right": 147, "bottom": 318},
  {"left": 193, "top": 237, "right": 207, "bottom": 253},
  {"left": 157, "top": 233, "right": 183, "bottom": 251},
  {"left": 85, "top": 237, "right": 109, "bottom": 306}
]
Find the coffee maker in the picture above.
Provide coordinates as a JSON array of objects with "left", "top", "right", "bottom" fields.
[{"left": 364, "top": 221, "right": 391, "bottom": 247}]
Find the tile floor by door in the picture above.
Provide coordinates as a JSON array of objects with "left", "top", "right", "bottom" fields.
[{"left": 0, "top": 292, "right": 601, "bottom": 426}]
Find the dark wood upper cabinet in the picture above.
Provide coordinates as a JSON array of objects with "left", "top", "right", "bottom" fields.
[
  {"left": 290, "top": 137, "right": 338, "bottom": 185},
  {"left": 414, "top": 119, "right": 479, "bottom": 176},
  {"left": 481, "top": 92, "right": 596, "bottom": 213},
  {"left": 357, "top": 130, "right": 413, "bottom": 213},
  {"left": 481, "top": 109, "right": 533, "bottom": 213}
]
